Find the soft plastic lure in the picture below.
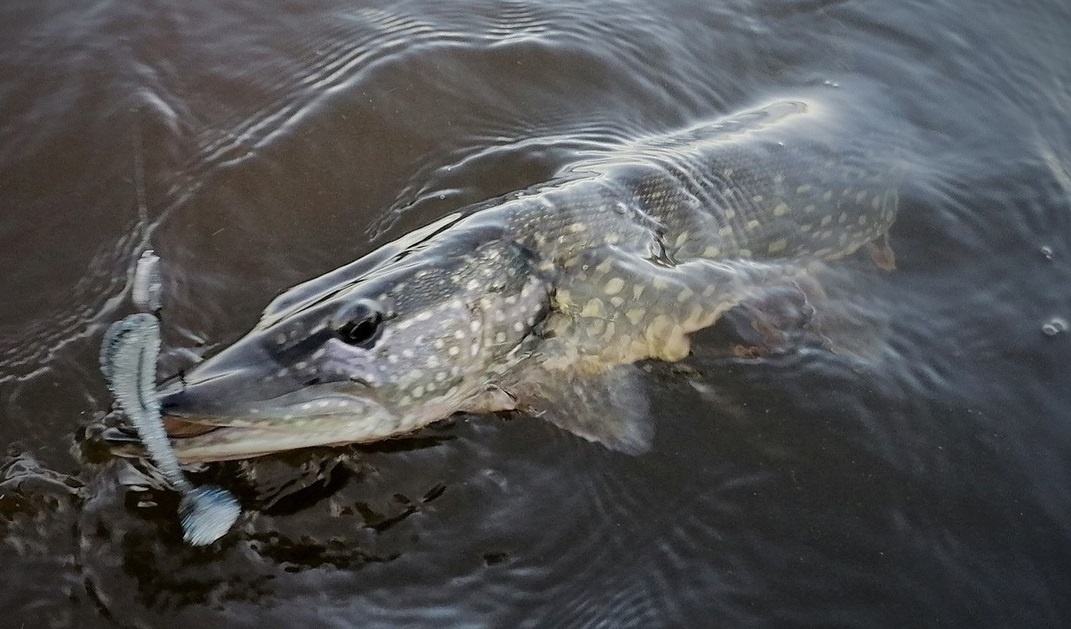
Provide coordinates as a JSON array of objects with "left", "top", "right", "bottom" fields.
[{"left": 100, "top": 256, "right": 240, "bottom": 545}]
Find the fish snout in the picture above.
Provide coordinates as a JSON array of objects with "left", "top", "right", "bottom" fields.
[{"left": 156, "top": 342, "right": 306, "bottom": 421}]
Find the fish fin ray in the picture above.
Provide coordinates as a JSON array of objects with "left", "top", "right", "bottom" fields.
[
  {"left": 514, "top": 364, "right": 653, "bottom": 454},
  {"left": 700, "top": 267, "right": 891, "bottom": 359},
  {"left": 864, "top": 233, "right": 896, "bottom": 271}
]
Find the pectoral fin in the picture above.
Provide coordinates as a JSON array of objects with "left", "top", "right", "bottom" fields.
[{"left": 511, "top": 364, "right": 653, "bottom": 454}]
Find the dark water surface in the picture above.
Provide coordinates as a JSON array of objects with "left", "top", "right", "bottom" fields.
[{"left": 3, "top": 0, "right": 1071, "bottom": 626}]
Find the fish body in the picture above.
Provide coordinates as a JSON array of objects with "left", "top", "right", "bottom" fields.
[{"left": 155, "top": 96, "right": 904, "bottom": 461}]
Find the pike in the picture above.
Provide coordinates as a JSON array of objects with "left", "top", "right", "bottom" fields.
[{"left": 141, "top": 95, "right": 904, "bottom": 462}]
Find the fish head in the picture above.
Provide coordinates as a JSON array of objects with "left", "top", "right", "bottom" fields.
[{"left": 159, "top": 227, "right": 552, "bottom": 461}]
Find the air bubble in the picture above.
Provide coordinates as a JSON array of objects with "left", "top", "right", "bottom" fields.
[{"left": 1042, "top": 317, "right": 1067, "bottom": 336}]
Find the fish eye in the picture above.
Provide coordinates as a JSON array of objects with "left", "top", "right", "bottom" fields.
[{"left": 332, "top": 299, "right": 384, "bottom": 347}]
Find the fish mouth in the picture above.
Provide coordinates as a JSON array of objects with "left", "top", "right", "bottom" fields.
[
  {"left": 164, "top": 417, "right": 219, "bottom": 438},
  {"left": 153, "top": 394, "right": 401, "bottom": 462},
  {"left": 161, "top": 421, "right": 385, "bottom": 463},
  {"left": 103, "top": 400, "right": 430, "bottom": 463},
  {"left": 145, "top": 352, "right": 401, "bottom": 461}
]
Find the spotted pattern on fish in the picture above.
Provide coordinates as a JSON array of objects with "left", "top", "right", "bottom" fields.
[{"left": 148, "top": 95, "right": 907, "bottom": 462}]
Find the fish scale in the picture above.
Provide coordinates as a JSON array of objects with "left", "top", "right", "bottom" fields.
[
  {"left": 116, "top": 93, "right": 909, "bottom": 462},
  {"left": 484, "top": 102, "right": 900, "bottom": 370}
]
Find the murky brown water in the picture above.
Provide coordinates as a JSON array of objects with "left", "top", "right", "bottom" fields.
[{"left": 3, "top": 0, "right": 1071, "bottom": 626}]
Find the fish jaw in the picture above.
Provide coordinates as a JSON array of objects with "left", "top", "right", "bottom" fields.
[
  {"left": 157, "top": 362, "right": 486, "bottom": 461},
  {"left": 164, "top": 412, "right": 395, "bottom": 463},
  {"left": 154, "top": 341, "right": 501, "bottom": 462},
  {"left": 160, "top": 386, "right": 499, "bottom": 462},
  {"left": 153, "top": 349, "right": 400, "bottom": 461}
]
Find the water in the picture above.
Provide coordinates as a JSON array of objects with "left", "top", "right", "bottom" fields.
[{"left": 2, "top": 0, "right": 1070, "bottom": 626}]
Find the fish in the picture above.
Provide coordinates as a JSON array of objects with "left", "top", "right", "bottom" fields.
[{"left": 147, "top": 95, "right": 905, "bottom": 462}]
